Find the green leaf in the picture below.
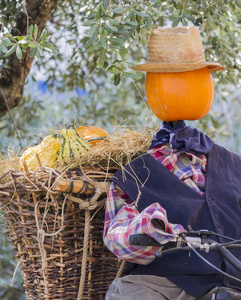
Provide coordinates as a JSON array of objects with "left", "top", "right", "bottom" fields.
[
  {"left": 0, "top": 43, "right": 8, "bottom": 52},
  {"left": 39, "top": 46, "right": 44, "bottom": 56},
  {"left": 125, "top": 21, "right": 138, "bottom": 26},
  {"left": 183, "top": 13, "right": 195, "bottom": 23},
  {"left": 115, "top": 29, "right": 128, "bottom": 36},
  {"left": 103, "top": 0, "right": 110, "bottom": 10},
  {"left": 108, "top": 66, "right": 121, "bottom": 74},
  {"left": 181, "top": 17, "right": 188, "bottom": 26},
  {"left": 172, "top": 0, "right": 183, "bottom": 10},
  {"left": 119, "top": 46, "right": 127, "bottom": 59},
  {"left": 124, "top": 11, "right": 134, "bottom": 21},
  {"left": 126, "top": 61, "right": 136, "bottom": 67},
  {"left": 133, "top": 10, "right": 149, "bottom": 17},
  {"left": 109, "top": 37, "right": 124, "bottom": 47},
  {"left": 41, "top": 30, "right": 47, "bottom": 44},
  {"left": 85, "top": 37, "right": 94, "bottom": 50},
  {"left": 125, "top": 71, "right": 142, "bottom": 80},
  {"left": 29, "top": 47, "right": 38, "bottom": 58},
  {"left": 87, "top": 13, "right": 96, "bottom": 20},
  {"left": 34, "top": 25, "right": 38, "bottom": 40},
  {"left": 108, "top": 25, "right": 118, "bottom": 32},
  {"left": 100, "top": 34, "right": 107, "bottom": 49},
  {"left": 98, "top": 48, "right": 106, "bottom": 68},
  {"left": 86, "top": 26, "right": 99, "bottom": 48},
  {"left": 185, "top": 9, "right": 198, "bottom": 15},
  {"left": 145, "top": 16, "right": 152, "bottom": 28},
  {"left": 28, "top": 41, "right": 39, "bottom": 48},
  {"left": 43, "top": 43, "right": 57, "bottom": 51},
  {"left": 4, "top": 43, "right": 17, "bottom": 57},
  {"left": 89, "top": 24, "right": 97, "bottom": 37},
  {"left": 123, "top": 25, "right": 132, "bottom": 30},
  {"left": 1, "top": 38, "right": 14, "bottom": 47},
  {"left": 25, "top": 34, "right": 33, "bottom": 41},
  {"left": 115, "top": 62, "right": 126, "bottom": 70},
  {"left": 82, "top": 20, "right": 96, "bottom": 26},
  {"left": 7, "top": 34, "right": 17, "bottom": 42},
  {"left": 95, "top": 4, "right": 103, "bottom": 20},
  {"left": 16, "top": 44, "right": 22, "bottom": 59},
  {"left": 43, "top": 46, "right": 54, "bottom": 53},
  {"left": 92, "top": 26, "right": 99, "bottom": 43},
  {"left": 29, "top": 24, "right": 34, "bottom": 35},
  {"left": 16, "top": 36, "right": 25, "bottom": 41},
  {"left": 109, "top": 19, "right": 120, "bottom": 26},
  {"left": 87, "top": 41, "right": 102, "bottom": 54},
  {"left": 114, "top": 73, "right": 121, "bottom": 86},
  {"left": 172, "top": 17, "right": 181, "bottom": 27},
  {"left": 29, "top": 47, "right": 40, "bottom": 58},
  {"left": 112, "top": 7, "right": 127, "bottom": 14},
  {"left": 103, "top": 23, "right": 112, "bottom": 33},
  {"left": 109, "top": 44, "right": 120, "bottom": 50}
]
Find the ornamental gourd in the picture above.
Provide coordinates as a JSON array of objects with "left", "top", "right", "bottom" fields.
[
  {"left": 145, "top": 67, "right": 214, "bottom": 122},
  {"left": 58, "top": 128, "right": 90, "bottom": 165},
  {"left": 19, "top": 135, "right": 61, "bottom": 171},
  {"left": 77, "top": 125, "right": 109, "bottom": 145}
]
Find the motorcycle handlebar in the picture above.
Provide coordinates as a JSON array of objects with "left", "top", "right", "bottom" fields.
[{"left": 129, "top": 233, "right": 241, "bottom": 274}]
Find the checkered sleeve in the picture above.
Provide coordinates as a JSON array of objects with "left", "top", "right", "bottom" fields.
[{"left": 103, "top": 182, "right": 185, "bottom": 265}]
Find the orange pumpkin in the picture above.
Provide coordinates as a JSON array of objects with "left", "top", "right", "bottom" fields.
[
  {"left": 77, "top": 125, "right": 109, "bottom": 145},
  {"left": 145, "top": 67, "right": 214, "bottom": 122}
]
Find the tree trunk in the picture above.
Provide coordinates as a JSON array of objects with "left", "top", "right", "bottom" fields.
[{"left": 0, "top": 0, "right": 58, "bottom": 117}]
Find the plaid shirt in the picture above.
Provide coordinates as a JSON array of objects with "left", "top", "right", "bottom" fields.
[{"left": 103, "top": 144, "right": 207, "bottom": 265}]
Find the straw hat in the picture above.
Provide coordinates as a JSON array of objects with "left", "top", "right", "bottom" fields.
[{"left": 132, "top": 26, "right": 224, "bottom": 73}]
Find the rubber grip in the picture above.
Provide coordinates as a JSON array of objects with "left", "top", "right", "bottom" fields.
[{"left": 129, "top": 234, "right": 161, "bottom": 246}]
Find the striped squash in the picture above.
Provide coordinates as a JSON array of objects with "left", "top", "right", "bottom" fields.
[
  {"left": 77, "top": 125, "right": 109, "bottom": 145},
  {"left": 58, "top": 129, "right": 90, "bottom": 165}
]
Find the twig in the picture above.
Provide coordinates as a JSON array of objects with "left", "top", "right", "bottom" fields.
[
  {"left": 132, "top": 81, "right": 155, "bottom": 128},
  {"left": 11, "top": 260, "right": 21, "bottom": 286},
  {"left": 23, "top": 1, "right": 30, "bottom": 35},
  {"left": 0, "top": 88, "right": 24, "bottom": 149}
]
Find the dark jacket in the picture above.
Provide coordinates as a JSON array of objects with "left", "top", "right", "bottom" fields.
[{"left": 112, "top": 143, "right": 241, "bottom": 298}]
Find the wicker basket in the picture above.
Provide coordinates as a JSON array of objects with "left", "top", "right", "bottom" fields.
[{"left": 0, "top": 166, "right": 121, "bottom": 300}]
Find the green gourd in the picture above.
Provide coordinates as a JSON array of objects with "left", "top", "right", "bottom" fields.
[{"left": 58, "top": 128, "right": 90, "bottom": 165}]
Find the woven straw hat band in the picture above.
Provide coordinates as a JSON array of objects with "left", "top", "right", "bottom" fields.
[{"left": 146, "top": 27, "right": 205, "bottom": 65}]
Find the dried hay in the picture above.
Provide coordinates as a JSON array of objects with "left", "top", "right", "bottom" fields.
[
  {"left": 0, "top": 128, "right": 153, "bottom": 177},
  {"left": 56, "top": 128, "right": 153, "bottom": 173}
]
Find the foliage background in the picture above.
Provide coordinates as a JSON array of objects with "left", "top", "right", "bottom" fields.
[{"left": 0, "top": 0, "right": 241, "bottom": 298}]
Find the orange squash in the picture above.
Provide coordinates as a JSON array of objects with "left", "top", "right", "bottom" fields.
[
  {"left": 145, "top": 67, "right": 214, "bottom": 122},
  {"left": 77, "top": 125, "right": 109, "bottom": 145}
]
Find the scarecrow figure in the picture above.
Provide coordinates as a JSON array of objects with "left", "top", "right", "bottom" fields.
[{"left": 103, "top": 27, "right": 241, "bottom": 300}]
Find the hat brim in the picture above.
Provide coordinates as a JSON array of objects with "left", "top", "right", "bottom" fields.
[{"left": 131, "top": 62, "right": 225, "bottom": 73}]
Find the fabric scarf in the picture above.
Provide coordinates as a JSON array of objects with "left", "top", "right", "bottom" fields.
[{"left": 149, "top": 120, "right": 214, "bottom": 156}]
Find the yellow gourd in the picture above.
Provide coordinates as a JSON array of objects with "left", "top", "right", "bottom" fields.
[{"left": 19, "top": 135, "right": 61, "bottom": 171}]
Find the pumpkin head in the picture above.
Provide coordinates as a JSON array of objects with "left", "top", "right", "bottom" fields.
[
  {"left": 145, "top": 67, "right": 214, "bottom": 122},
  {"left": 77, "top": 125, "right": 109, "bottom": 145}
]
